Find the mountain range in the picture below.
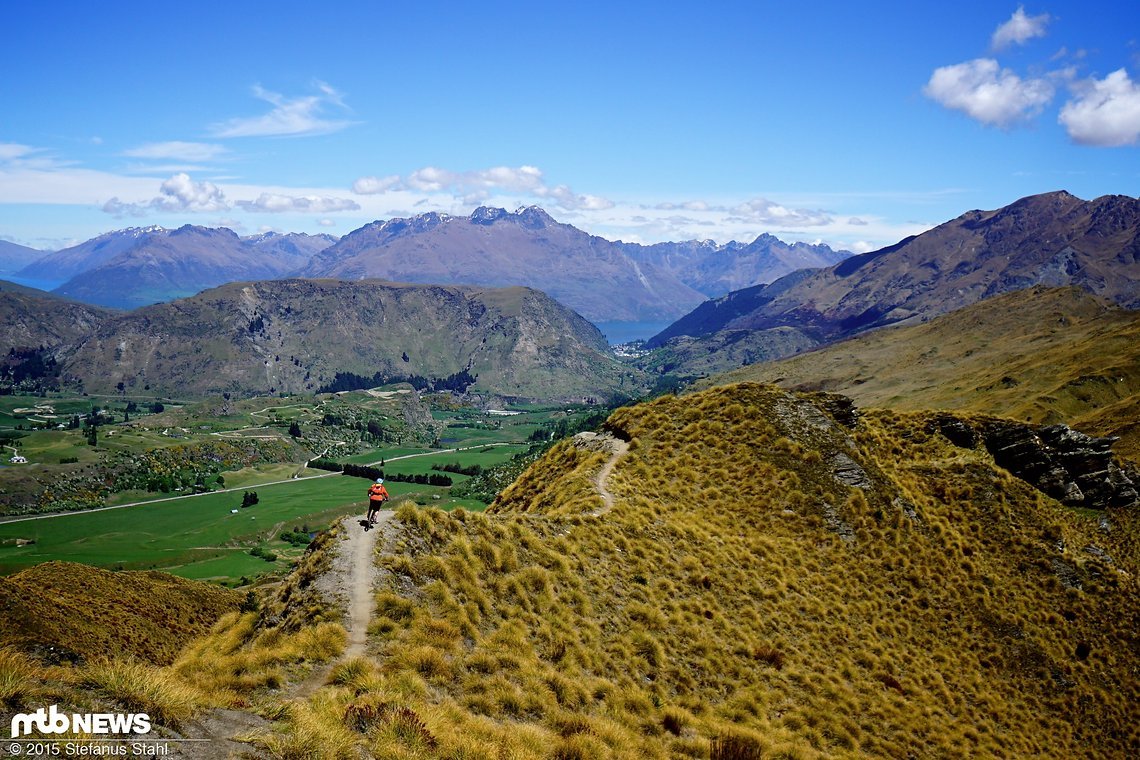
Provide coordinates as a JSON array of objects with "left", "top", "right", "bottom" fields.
[
  {"left": 646, "top": 191, "right": 1140, "bottom": 374},
  {"left": 299, "top": 206, "right": 848, "bottom": 321},
  {"left": 6, "top": 209, "right": 848, "bottom": 321},
  {"left": 15, "top": 226, "right": 337, "bottom": 310},
  {"left": 53, "top": 278, "right": 643, "bottom": 401}
]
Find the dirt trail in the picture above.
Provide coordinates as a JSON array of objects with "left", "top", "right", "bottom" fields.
[
  {"left": 572, "top": 432, "right": 629, "bottom": 516},
  {"left": 174, "top": 512, "right": 385, "bottom": 757},
  {"left": 294, "top": 511, "right": 384, "bottom": 695}
]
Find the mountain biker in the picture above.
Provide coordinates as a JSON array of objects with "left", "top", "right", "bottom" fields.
[{"left": 367, "top": 478, "right": 389, "bottom": 525}]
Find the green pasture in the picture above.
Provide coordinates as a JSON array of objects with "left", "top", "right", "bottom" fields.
[
  {"left": 0, "top": 448, "right": 496, "bottom": 582},
  {"left": 384, "top": 444, "right": 524, "bottom": 478}
]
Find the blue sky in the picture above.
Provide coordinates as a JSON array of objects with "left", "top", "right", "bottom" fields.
[{"left": 1, "top": 1, "right": 1138, "bottom": 253}]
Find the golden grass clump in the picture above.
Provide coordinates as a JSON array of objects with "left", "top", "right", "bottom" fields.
[
  {"left": 172, "top": 612, "right": 346, "bottom": 706},
  {"left": 271, "top": 381, "right": 1140, "bottom": 758},
  {"left": 79, "top": 659, "right": 199, "bottom": 728},
  {"left": 0, "top": 647, "right": 44, "bottom": 707}
]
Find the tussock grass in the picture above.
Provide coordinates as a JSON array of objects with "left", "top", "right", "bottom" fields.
[
  {"left": 80, "top": 660, "right": 199, "bottom": 727},
  {"left": 0, "top": 647, "right": 44, "bottom": 707},
  {"left": 0, "top": 561, "right": 239, "bottom": 665},
  {"left": 171, "top": 612, "right": 346, "bottom": 706},
  {"left": 329, "top": 382, "right": 1140, "bottom": 758}
]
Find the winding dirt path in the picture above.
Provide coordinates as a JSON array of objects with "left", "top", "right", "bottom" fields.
[{"left": 573, "top": 432, "right": 629, "bottom": 517}]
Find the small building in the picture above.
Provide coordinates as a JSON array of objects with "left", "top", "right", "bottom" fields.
[{"left": 9, "top": 455, "right": 27, "bottom": 464}]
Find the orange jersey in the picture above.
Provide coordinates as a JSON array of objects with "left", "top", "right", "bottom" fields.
[{"left": 368, "top": 484, "right": 389, "bottom": 502}]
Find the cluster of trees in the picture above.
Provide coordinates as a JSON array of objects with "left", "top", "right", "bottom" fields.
[
  {"left": 316, "top": 368, "right": 477, "bottom": 394},
  {"left": 240, "top": 491, "right": 259, "bottom": 508},
  {"left": 279, "top": 526, "right": 312, "bottom": 546},
  {"left": 249, "top": 545, "right": 277, "bottom": 562},
  {"left": 386, "top": 471, "right": 452, "bottom": 487},
  {"left": 309, "top": 459, "right": 452, "bottom": 486},
  {"left": 432, "top": 461, "right": 483, "bottom": 477},
  {"left": 342, "top": 463, "right": 383, "bottom": 480}
]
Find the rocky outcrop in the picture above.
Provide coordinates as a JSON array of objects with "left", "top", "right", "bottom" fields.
[{"left": 931, "top": 414, "right": 1138, "bottom": 510}]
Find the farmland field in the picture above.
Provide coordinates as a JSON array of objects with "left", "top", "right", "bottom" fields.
[
  {"left": 0, "top": 444, "right": 526, "bottom": 582},
  {"left": 0, "top": 390, "right": 605, "bottom": 583}
]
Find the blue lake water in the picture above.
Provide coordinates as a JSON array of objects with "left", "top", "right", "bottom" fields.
[
  {"left": 2, "top": 276, "right": 65, "bottom": 292},
  {"left": 593, "top": 321, "right": 673, "bottom": 345}
]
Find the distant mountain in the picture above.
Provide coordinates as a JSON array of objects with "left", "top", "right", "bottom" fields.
[
  {"left": 11, "top": 211, "right": 842, "bottom": 320},
  {"left": 56, "top": 278, "right": 646, "bottom": 401},
  {"left": 33, "top": 226, "right": 334, "bottom": 310},
  {"left": 0, "top": 239, "right": 48, "bottom": 278},
  {"left": 705, "top": 286, "right": 1140, "bottom": 461},
  {"left": 17, "top": 225, "right": 165, "bottom": 283},
  {"left": 625, "top": 233, "right": 848, "bottom": 297},
  {"left": 300, "top": 207, "right": 711, "bottom": 322},
  {"left": 647, "top": 191, "right": 1140, "bottom": 366},
  {"left": 244, "top": 230, "right": 339, "bottom": 259}
]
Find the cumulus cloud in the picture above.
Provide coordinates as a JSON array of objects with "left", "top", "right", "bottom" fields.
[
  {"left": 210, "top": 81, "right": 356, "bottom": 138},
  {"left": 236, "top": 193, "right": 360, "bottom": 213},
  {"left": 1059, "top": 68, "right": 1140, "bottom": 146},
  {"left": 122, "top": 141, "right": 227, "bottom": 162},
  {"left": 924, "top": 58, "right": 1054, "bottom": 127},
  {"left": 103, "top": 172, "right": 230, "bottom": 216},
  {"left": 350, "top": 164, "right": 614, "bottom": 211},
  {"left": 992, "top": 6, "right": 1050, "bottom": 50}
]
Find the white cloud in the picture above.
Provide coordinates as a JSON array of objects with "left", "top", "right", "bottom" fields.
[
  {"left": 209, "top": 81, "right": 356, "bottom": 138},
  {"left": 992, "top": 6, "right": 1050, "bottom": 50},
  {"left": 122, "top": 141, "right": 228, "bottom": 162},
  {"left": 236, "top": 193, "right": 360, "bottom": 213},
  {"left": 104, "top": 172, "right": 230, "bottom": 216},
  {"left": 352, "top": 175, "right": 401, "bottom": 194},
  {"left": 350, "top": 164, "right": 614, "bottom": 211},
  {"left": 0, "top": 143, "right": 35, "bottom": 162},
  {"left": 730, "top": 198, "right": 832, "bottom": 226},
  {"left": 317, "top": 218, "right": 337, "bottom": 227},
  {"left": 924, "top": 58, "right": 1054, "bottom": 127},
  {"left": 1059, "top": 68, "right": 1140, "bottom": 147},
  {"left": 156, "top": 173, "right": 229, "bottom": 211}
]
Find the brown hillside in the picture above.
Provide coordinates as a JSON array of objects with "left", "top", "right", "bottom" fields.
[
  {"left": 0, "top": 561, "right": 238, "bottom": 665},
  {"left": 264, "top": 383, "right": 1139, "bottom": 758},
  {"left": 706, "top": 287, "right": 1140, "bottom": 461}
]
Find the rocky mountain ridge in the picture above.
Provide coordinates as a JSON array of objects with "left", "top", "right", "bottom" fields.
[
  {"left": 648, "top": 191, "right": 1140, "bottom": 364},
  {"left": 17, "top": 226, "right": 337, "bottom": 310},
  {"left": 54, "top": 278, "right": 645, "bottom": 401}
]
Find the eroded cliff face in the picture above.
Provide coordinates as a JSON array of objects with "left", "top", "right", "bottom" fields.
[{"left": 928, "top": 412, "right": 1139, "bottom": 510}]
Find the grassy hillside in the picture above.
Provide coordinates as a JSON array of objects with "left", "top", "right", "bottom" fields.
[
  {"left": 0, "top": 561, "right": 238, "bottom": 664},
  {"left": 705, "top": 287, "right": 1140, "bottom": 462},
  {"left": 250, "top": 383, "right": 1139, "bottom": 758}
]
